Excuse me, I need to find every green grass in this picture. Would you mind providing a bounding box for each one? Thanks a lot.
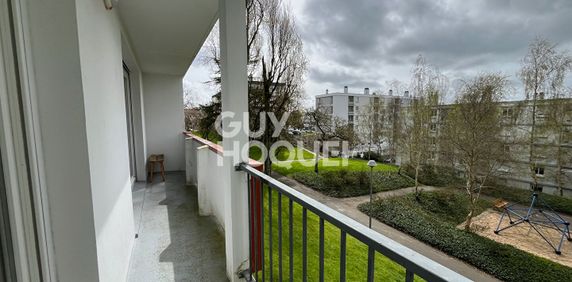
[257,186,423,281]
[250,146,315,162]
[359,191,572,282]
[291,171,415,198]
[481,185,572,215]
[272,158,399,176]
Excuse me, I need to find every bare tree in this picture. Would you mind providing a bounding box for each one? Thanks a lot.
[201,0,307,174]
[258,0,308,173]
[442,74,510,231]
[308,107,356,173]
[401,55,448,199]
[518,37,572,191]
[358,96,386,158]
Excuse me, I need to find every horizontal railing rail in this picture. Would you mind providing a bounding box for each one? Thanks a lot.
[239,163,471,282]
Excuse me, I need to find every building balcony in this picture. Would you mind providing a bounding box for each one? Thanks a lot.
[175,133,471,281]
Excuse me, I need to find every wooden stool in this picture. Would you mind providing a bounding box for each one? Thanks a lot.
[147,154,165,183]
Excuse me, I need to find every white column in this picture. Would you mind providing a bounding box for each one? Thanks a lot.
[219,0,250,280]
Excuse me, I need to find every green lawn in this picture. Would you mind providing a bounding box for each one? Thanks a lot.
[250,146,315,162]
[256,186,422,281]
[272,158,399,176]
[359,190,572,282]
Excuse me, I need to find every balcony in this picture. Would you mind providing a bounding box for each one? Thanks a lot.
[127,172,227,281]
[179,133,473,281]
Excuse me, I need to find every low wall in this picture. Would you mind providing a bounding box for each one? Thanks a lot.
[184,132,263,230]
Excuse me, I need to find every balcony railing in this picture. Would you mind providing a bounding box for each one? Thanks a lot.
[239,163,470,282]
[185,132,470,281]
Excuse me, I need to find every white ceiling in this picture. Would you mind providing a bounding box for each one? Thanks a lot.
[117,0,218,75]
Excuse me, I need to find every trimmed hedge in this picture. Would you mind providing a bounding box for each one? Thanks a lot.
[292,170,415,198]
[481,185,572,215]
[355,151,393,163]
[403,164,464,187]
[358,192,572,282]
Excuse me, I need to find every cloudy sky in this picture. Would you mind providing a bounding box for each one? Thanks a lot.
[184,0,572,106]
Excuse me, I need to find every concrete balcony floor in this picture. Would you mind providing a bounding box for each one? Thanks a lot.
[128,172,228,282]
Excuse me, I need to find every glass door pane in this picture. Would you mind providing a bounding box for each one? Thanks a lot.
[0,148,16,281]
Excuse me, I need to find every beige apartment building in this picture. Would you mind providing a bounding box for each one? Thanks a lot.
[397,97,572,196]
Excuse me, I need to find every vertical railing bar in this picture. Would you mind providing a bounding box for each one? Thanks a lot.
[319,218,325,282]
[261,183,265,282]
[246,174,253,280]
[302,208,308,282]
[405,269,414,282]
[340,231,347,282]
[289,199,294,282]
[253,174,259,282]
[269,186,273,281]
[278,192,283,282]
[367,246,375,282]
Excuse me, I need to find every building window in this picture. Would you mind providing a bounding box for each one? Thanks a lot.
[348,106,354,113]
[431,109,438,118]
[348,115,354,123]
[430,124,437,132]
[534,166,545,177]
[349,96,354,103]
[502,107,513,119]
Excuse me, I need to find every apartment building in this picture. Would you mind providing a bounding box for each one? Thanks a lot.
[315,86,413,158]
[398,97,572,196]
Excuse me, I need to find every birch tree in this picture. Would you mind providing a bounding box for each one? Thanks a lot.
[518,37,572,190]
[402,55,448,199]
[442,74,509,231]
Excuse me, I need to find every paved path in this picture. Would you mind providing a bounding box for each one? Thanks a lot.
[272,173,499,282]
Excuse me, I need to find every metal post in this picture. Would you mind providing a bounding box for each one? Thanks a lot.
[367,160,377,228]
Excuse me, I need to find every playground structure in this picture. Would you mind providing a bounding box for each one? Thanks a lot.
[494,192,572,255]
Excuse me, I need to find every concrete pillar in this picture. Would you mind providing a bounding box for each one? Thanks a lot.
[219,0,250,280]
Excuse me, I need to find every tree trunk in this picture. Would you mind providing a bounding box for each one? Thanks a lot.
[414,153,421,201]
[557,127,564,196]
[464,206,474,231]
[314,140,320,174]
[464,171,476,231]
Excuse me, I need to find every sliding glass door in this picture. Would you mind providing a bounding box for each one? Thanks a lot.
[0,149,16,281]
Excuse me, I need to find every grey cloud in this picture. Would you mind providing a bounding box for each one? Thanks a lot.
[296,0,572,91]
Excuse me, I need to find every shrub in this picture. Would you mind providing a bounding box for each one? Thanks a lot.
[403,164,464,187]
[358,192,572,282]
[481,185,572,215]
[355,151,393,163]
[292,170,415,198]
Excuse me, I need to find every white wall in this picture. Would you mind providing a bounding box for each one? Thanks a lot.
[24,0,136,281]
[76,1,135,281]
[143,73,185,171]
[196,145,226,228]
[24,0,100,281]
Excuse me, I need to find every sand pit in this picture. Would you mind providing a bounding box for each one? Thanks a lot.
[467,209,572,268]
